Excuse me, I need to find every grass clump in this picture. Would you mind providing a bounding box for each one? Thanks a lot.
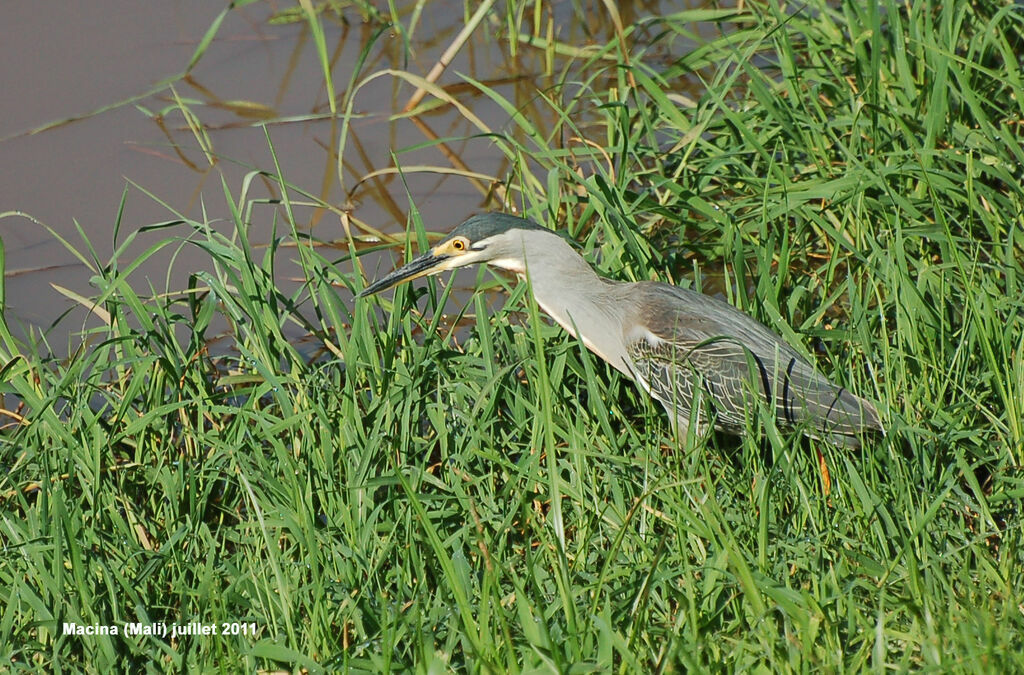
[2,0,1023,671]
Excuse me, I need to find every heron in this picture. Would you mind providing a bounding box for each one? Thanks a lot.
[359,213,883,447]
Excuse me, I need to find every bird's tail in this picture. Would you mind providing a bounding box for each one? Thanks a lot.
[815,389,884,448]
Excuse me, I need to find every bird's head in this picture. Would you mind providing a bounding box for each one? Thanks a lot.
[358,213,549,297]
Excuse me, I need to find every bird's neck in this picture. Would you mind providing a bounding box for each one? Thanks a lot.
[515,234,632,375]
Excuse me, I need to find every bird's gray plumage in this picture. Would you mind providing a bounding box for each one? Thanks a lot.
[620,282,881,446]
[360,213,883,447]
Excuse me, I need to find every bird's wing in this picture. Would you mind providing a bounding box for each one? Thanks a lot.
[623,283,880,439]
[626,329,774,432]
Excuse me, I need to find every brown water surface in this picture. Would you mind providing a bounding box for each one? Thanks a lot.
[0,0,704,350]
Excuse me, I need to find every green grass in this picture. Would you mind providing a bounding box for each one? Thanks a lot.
[2,0,1023,671]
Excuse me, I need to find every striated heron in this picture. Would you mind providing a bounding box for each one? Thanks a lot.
[359,213,883,447]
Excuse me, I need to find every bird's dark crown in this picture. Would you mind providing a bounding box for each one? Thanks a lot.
[441,213,548,245]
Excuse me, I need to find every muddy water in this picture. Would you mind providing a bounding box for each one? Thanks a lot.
[0,0,702,350]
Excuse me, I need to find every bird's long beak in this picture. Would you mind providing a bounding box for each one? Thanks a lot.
[358,251,451,298]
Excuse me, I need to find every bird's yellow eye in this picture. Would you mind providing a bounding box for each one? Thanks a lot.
[451,238,467,252]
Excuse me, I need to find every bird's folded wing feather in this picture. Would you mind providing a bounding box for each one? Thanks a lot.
[624,282,880,436]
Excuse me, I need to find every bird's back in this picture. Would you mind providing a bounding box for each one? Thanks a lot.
[621,281,882,446]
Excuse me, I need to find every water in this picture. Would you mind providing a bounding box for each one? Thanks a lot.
[0,0,707,350]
